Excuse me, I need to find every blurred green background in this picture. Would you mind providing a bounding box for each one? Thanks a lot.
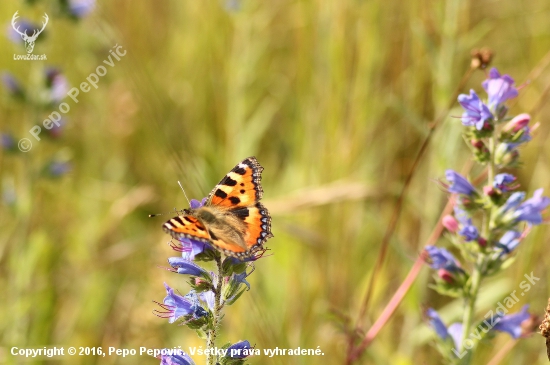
[1,0,550,364]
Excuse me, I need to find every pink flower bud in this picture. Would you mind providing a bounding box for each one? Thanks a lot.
[483,185,498,196]
[442,215,459,232]
[438,268,454,283]
[503,113,530,133]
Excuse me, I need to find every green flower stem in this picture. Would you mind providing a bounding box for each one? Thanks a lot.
[460,254,485,356]
[459,131,496,363]
[206,255,224,365]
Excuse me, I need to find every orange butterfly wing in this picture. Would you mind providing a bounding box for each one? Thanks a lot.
[206,157,263,208]
[163,213,211,243]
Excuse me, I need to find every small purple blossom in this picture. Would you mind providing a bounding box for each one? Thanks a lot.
[454,207,479,241]
[496,230,521,254]
[493,305,530,339]
[69,0,96,18]
[482,68,518,110]
[226,340,252,359]
[445,170,476,195]
[1,72,23,96]
[501,192,526,213]
[513,188,550,225]
[155,283,195,323]
[189,198,207,209]
[45,68,69,103]
[159,351,195,365]
[6,18,42,44]
[1,133,15,151]
[426,308,462,349]
[48,161,71,177]
[424,246,462,272]
[457,89,493,130]
[168,257,209,277]
[493,173,517,192]
[198,290,215,311]
[171,238,215,261]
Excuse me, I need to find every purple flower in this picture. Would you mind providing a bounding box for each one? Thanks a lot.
[482,68,518,110]
[513,188,550,225]
[426,308,462,349]
[493,173,517,192]
[45,68,69,103]
[69,0,96,18]
[159,351,195,365]
[501,192,526,213]
[189,198,207,209]
[6,18,43,44]
[424,246,461,272]
[226,340,252,359]
[48,161,71,177]
[493,305,530,339]
[457,90,493,130]
[496,230,521,254]
[198,290,215,311]
[155,283,195,323]
[168,257,209,278]
[1,133,15,151]
[170,238,215,260]
[454,207,479,241]
[1,72,23,97]
[445,170,476,195]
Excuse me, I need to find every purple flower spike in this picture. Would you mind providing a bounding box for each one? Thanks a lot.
[226,340,252,359]
[446,170,476,195]
[168,257,208,277]
[513,188,550,225]
[493,305,530,339]
[424,246,461,272]
[482,68,518,110]
[458,89,493,130]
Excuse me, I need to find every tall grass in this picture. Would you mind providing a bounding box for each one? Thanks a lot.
[1,0,550,364]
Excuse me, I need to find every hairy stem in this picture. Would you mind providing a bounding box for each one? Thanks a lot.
[459,130,496,363]
[206,256,224,365]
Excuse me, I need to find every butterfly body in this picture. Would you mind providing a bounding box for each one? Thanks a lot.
[163,157,273,259]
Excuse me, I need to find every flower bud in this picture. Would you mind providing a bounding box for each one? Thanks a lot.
[503,113,530,133]
[442,215,458,232]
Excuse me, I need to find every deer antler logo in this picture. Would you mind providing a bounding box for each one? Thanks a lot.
[11,11,49,54]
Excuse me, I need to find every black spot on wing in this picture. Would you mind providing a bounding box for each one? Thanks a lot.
[215,189,228,199]
[234,167,246,175]
[183,216,194,224]
[240,189,245,194]
[232,207,250,220]
[222,176,237,186]
[229,196,241,205]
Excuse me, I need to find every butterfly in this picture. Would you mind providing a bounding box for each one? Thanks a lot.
[163,157,273,259]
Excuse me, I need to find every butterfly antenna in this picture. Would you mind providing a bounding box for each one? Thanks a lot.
[178,181,191,206]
